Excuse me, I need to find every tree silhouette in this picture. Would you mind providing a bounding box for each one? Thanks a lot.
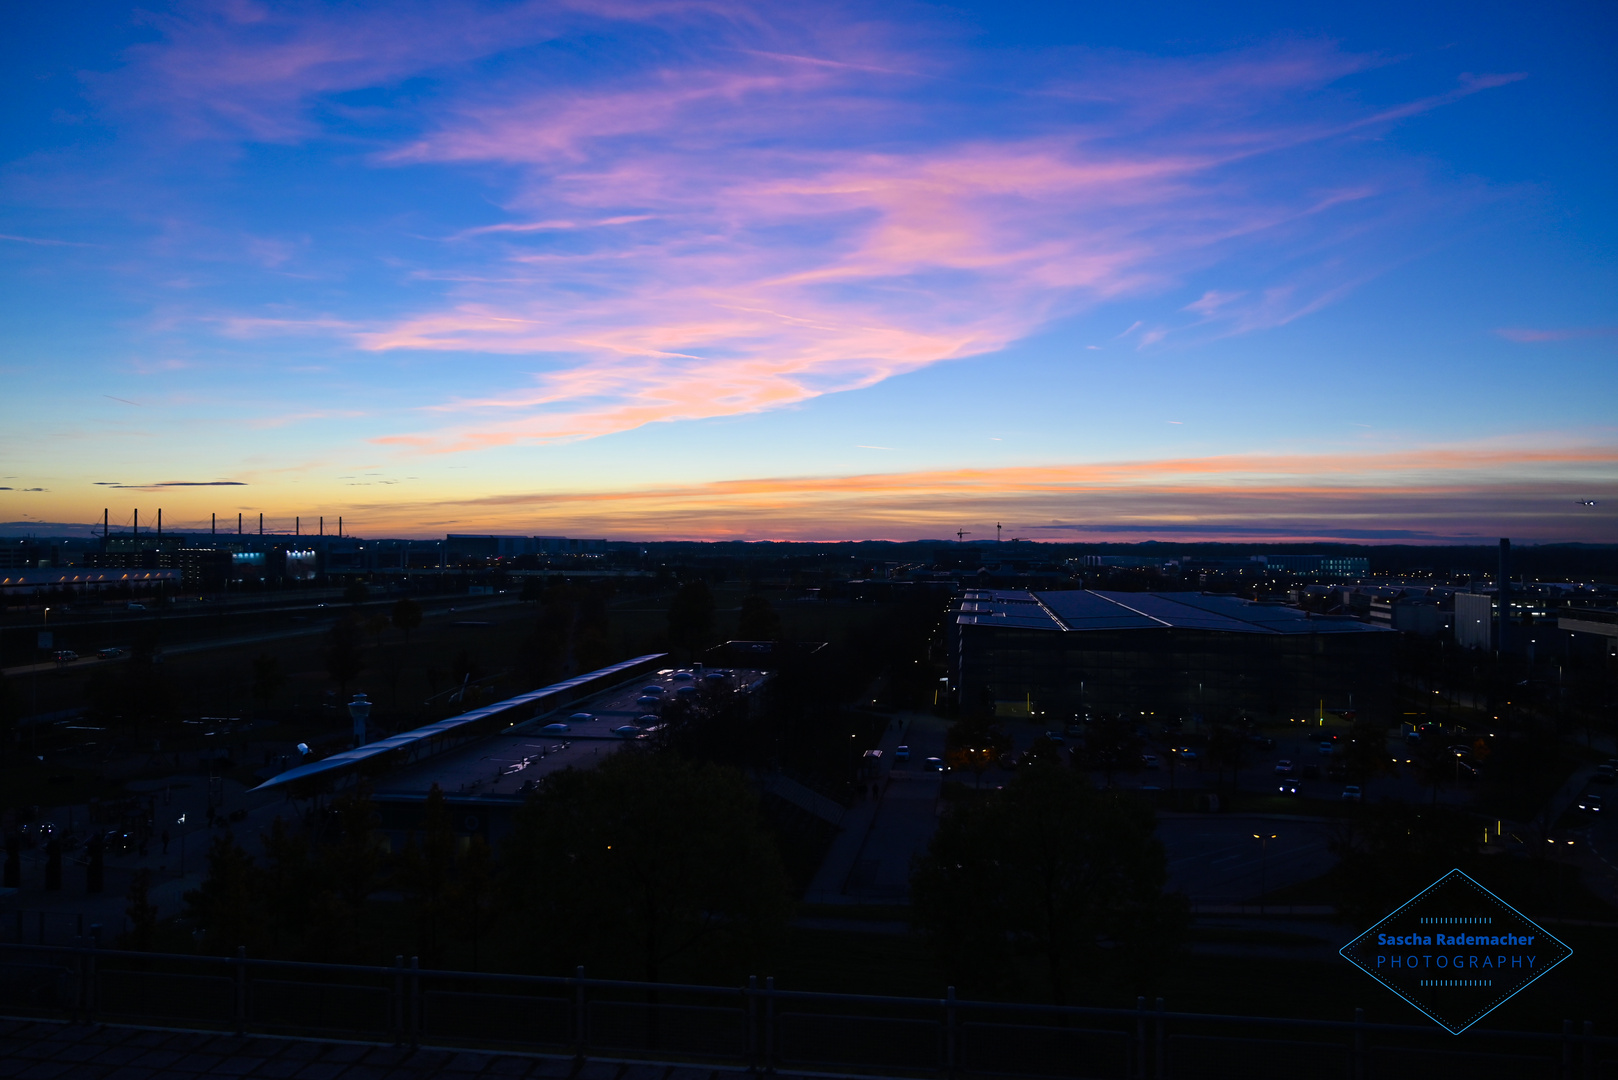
[737,594,782,640]
[390,597,422,639]
[667,578,716,657]
[1340,719,1398,795]
[452,834,499,971]
[260,816,316,959]
[945,713,1011,787]
[507,751,788,983]
[912,764,1185,1004]
[123,869,158,951]
[396,785,456,964]
[324,616,366,696]
[1076,715,1143,789]
[183,833,262,954]
[1328,801,1475,923]
[251,653,286,712]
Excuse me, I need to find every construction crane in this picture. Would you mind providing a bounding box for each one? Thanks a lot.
[956,529,971,542]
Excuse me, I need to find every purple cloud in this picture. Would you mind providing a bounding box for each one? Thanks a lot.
[101,4,1526,450]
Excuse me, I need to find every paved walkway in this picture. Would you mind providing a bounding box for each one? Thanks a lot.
[0,1019,749,1080]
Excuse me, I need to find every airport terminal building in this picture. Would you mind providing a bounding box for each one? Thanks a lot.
[950,589,1394,724]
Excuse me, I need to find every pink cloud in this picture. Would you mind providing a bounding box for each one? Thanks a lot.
[110,6,1526,450]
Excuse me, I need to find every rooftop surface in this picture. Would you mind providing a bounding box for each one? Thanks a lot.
[376,666,769,799]
[957,589,1389,635]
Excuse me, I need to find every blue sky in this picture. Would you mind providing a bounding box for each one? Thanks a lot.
[1,0,1614,540]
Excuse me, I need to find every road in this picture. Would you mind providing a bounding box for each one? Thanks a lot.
[1158,816,1338,905]
[804,710,947,904]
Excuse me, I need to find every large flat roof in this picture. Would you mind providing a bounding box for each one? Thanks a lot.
[376,666,768,798]
[957,589,1388,635]
[250,653,668,794]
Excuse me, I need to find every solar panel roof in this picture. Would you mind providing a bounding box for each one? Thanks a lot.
[957,590,1387,636]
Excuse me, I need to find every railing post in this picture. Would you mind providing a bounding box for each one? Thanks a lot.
[1155,997,1166,1080]
[1136,997,1146,1080]
[944,985,958,1076]
[1352,1008,1364,1080]
[392,956,404,1047]
[1563,1019,1572,1080]
[764,976,776,1073]
[1582,1020,1593,1080]
[409,956,421,1049]
[746,976,758,1068]
[80,937,96,1025]
[233,946,247,1036]
[574,965,587,1060]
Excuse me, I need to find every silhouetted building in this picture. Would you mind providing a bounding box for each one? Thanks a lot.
[1454,593,1493,650]
[950,589,1394,723]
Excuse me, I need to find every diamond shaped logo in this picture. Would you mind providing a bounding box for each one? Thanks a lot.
[1340,868,1572,1033]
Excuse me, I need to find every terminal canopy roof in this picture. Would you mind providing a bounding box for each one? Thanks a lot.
[251,653,666,794]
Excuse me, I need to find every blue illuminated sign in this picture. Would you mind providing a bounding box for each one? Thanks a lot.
[1339,868,1571,1034]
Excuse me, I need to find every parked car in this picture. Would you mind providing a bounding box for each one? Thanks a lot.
[1341,785,1363,803]
[1043,731,1066,744]
[97,647,122,660]
[1274,759,1293,775]
[1318,741,1334,755]
[1278,777,1300,795]
[126,602,146,611]
[1141,753,1160,770]
[894,745,910,761]
[52,650,78,663]
[1577,793,1603,813]
[924,756,947,772]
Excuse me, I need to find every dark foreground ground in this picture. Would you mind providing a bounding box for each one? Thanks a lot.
[0,1019,765,1080]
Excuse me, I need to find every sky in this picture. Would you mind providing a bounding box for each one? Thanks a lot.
[1,0,1615,543]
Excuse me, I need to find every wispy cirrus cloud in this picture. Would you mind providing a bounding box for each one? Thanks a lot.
[93,4,1526,452]
[354,61,1509,448]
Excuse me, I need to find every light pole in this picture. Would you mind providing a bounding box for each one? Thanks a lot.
[1253,832,1277,914]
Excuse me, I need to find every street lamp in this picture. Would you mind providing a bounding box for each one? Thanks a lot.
[1253,833,1277,915]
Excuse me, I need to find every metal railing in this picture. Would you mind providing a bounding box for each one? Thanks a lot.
[0,941,1611,1079]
